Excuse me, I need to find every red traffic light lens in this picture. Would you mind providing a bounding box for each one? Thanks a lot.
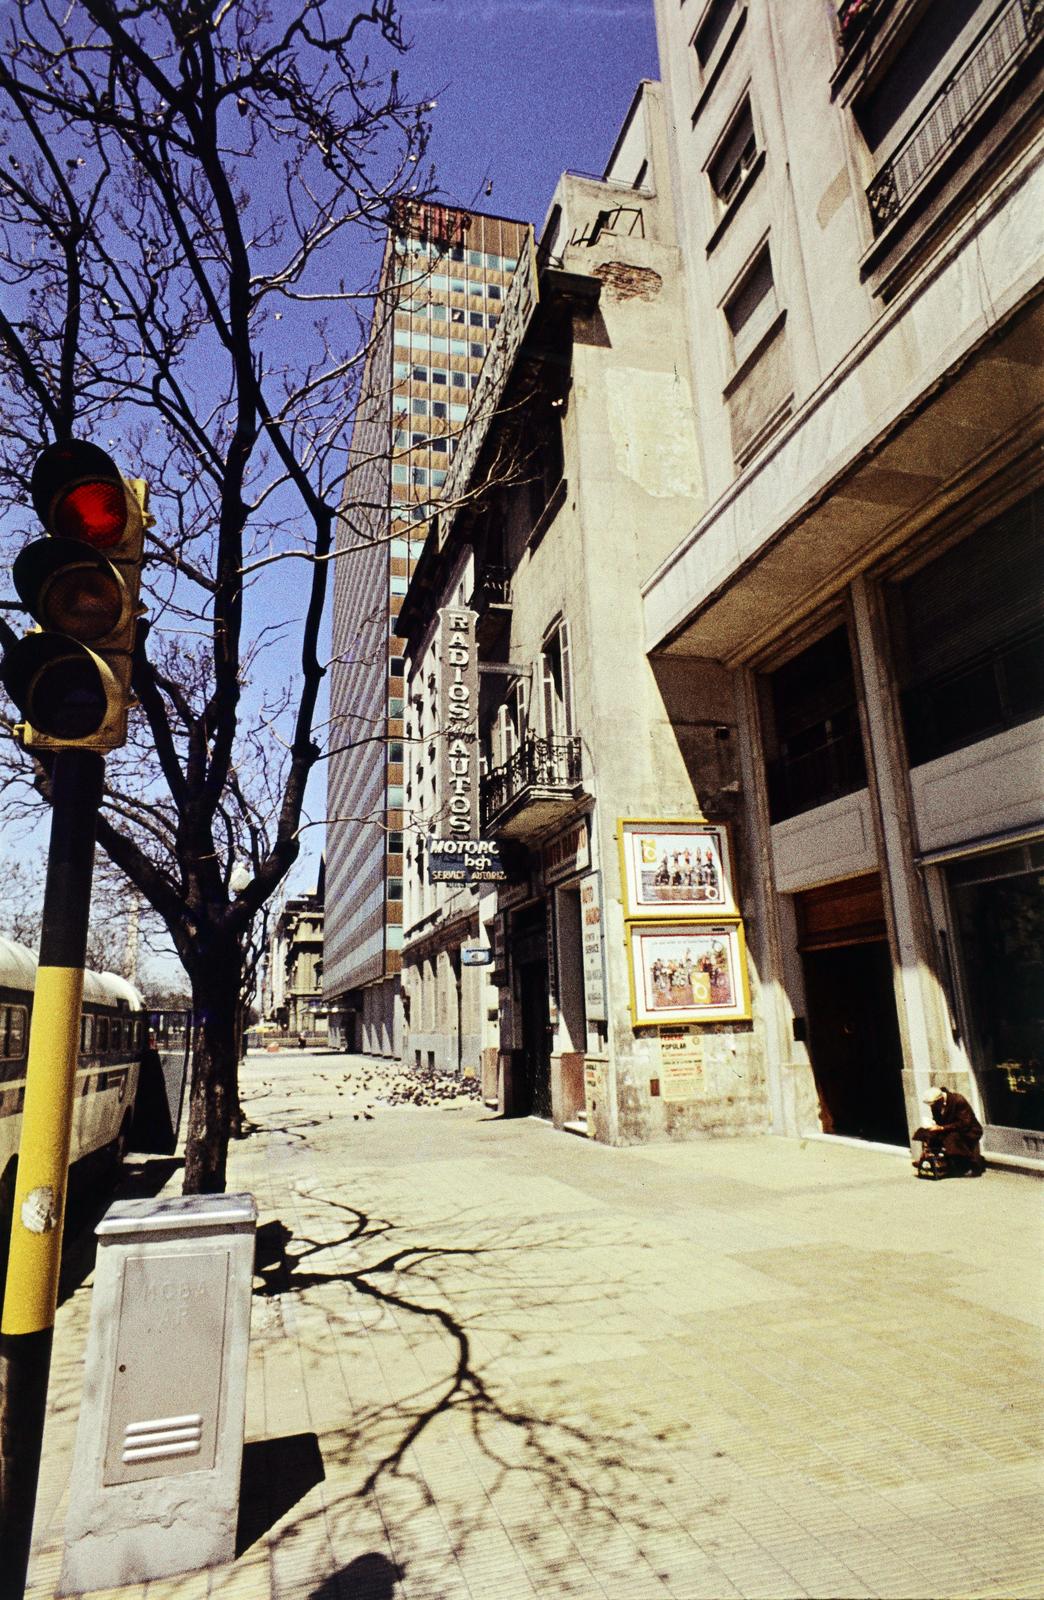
[53,481,127,548]
[43,564,124,643]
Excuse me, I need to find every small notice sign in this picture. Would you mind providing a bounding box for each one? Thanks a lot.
[658,1027,703,1102]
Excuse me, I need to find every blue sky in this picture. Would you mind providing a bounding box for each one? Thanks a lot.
[392,0,659,229]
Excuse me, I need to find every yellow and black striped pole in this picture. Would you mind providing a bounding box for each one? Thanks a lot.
[0,749,104,1600]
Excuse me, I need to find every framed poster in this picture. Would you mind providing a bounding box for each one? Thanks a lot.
[618,819,738,919]
[626,920,751,1027]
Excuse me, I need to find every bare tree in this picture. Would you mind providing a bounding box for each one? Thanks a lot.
[0,0,437,1191]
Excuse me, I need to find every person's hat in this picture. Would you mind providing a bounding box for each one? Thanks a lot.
[923,1087,946,1104]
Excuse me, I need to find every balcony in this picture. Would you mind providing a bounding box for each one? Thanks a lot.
[865,0,1043,235]
[481,733,583,839]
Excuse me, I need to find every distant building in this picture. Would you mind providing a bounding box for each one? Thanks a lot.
[324,202,529,1057]
[266,865,326,1038]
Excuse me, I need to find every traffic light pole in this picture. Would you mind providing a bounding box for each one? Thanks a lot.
[0,749,105,1600]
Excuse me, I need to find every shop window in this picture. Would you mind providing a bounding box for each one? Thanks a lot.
[890,488,1044,766]
[947,843,1044,1134]
[763,625,867,823]
[708,97,758,207]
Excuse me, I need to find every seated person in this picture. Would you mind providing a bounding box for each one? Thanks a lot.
[913,1086,985,1176]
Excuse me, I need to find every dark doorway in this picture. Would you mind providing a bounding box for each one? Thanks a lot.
[518,961,552,1120]
[801,940,907,1144]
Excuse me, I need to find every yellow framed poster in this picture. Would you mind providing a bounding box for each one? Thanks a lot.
[626,919,751,1027]
[618,818,738,920]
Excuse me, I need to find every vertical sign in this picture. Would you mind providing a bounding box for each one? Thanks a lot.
[579,871,607,1023]
[438,607,479,836]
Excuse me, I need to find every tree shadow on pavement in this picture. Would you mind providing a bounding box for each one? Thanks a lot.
[249,1188,670,1596]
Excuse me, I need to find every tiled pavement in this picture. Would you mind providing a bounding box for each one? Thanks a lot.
[26,1053,1044,1600]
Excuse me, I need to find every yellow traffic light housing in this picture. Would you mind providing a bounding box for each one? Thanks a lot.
[2,441,147,753]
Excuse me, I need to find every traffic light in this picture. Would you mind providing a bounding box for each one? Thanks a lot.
[1,440,147,752]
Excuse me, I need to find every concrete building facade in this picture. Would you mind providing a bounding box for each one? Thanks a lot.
[647,0,1044,1162]
[324,203,528,1055]
[264,870,327,1039]
[398,83,776,1141]
[396,4,1043,1167]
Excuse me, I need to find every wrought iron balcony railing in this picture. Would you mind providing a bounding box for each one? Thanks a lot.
[866,0,1042,235]
[481,733,582,830]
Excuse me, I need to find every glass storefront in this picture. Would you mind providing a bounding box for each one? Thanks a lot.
[946,843,1044,1136]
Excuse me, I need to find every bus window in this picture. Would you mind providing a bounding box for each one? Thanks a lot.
[111,1019,123,1052]
[96,1017,110,1052]
[133,1020,143,1049]
[7,1006,26,1058]
[80,1014,93,1053]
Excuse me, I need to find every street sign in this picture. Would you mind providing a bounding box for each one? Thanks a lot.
[461,947,493,966]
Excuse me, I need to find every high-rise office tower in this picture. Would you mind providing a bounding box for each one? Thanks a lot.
[325,202,529,1056]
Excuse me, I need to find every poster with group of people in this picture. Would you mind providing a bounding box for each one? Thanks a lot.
[619,819,750,1026]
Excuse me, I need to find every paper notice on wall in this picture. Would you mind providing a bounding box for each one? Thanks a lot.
[658,1026,703,1101]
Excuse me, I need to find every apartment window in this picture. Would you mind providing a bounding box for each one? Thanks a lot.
[431,400,447,419]
[890,488,1044,766]
[469,281,483,296]
[542,619,574,739]
[708,98,757,206]
[411,431,427,448]
[411,398,427,416]
[451,308,465,323]
[431,437,448,453]
[388,831,404,853]
[488,284,502,300]
[389,657,405,675]
[469,342,483,358]
[411,466,427,486]
[469,311,484,327]
[724,244,777,367]
[451,278,466,294]
[452,372,467,388]
[411,365,427,382]
[488,314,499,329]
[763,626,867,823]
[693,0,737,68]
[431,369,447,385]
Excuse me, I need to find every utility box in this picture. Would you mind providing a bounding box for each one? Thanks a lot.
[60,1192,257,1594]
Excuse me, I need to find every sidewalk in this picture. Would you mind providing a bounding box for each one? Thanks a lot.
[27,1052,1044,1600]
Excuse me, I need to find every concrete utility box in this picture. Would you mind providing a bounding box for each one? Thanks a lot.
[60,1192,257,1594]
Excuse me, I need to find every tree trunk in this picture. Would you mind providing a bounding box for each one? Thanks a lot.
[182,946,244,1194]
